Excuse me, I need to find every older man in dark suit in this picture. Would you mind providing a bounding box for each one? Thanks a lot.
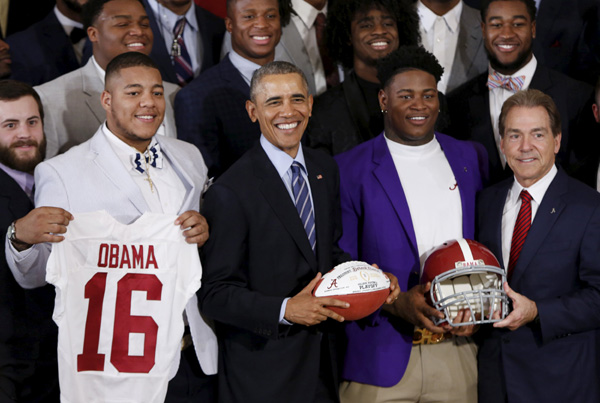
[476,89,600,402]
[174,0,291,178]
[446,0,595,185]
[199,61,400,403]
[0,81,59,402]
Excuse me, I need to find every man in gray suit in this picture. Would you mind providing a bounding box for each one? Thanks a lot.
[417,0,487,93]
[35,0,179,159]
[6,52,217,402]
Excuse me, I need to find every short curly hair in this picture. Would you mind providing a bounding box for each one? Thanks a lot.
[376,46,444,88]
[326,0,420,69]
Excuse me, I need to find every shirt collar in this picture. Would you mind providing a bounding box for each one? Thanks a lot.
[489,54,538,82]
[507,164,558,207]
[102,122,156,155]
[91,56,106,83]
[417,0,462,33]
[291,0,326,28]
[260,135,307,178]
[145,0,199,33]
[53,5,84,35]
[228,50,262,85]
[0,162,34,196]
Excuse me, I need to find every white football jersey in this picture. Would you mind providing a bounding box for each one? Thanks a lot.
[46,211,203,403]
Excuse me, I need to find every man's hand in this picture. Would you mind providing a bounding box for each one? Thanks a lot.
[493,282,537,331]
[383,271,401,305]
[384,282,449,334]
[284,273,350,326]
[12,207,74,250]
[449,309,479,337]
[175,211,209,247]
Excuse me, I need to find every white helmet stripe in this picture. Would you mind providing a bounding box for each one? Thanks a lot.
[457,238,474,262]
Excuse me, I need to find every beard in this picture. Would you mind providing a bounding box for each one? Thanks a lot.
[0,137,46,174]
[484,43,533,75]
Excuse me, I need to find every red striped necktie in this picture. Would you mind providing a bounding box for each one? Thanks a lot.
[507,190,533,280]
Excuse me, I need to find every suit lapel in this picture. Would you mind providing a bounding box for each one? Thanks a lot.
[81,60,106,124]
[221,55,251,92]
[143,0,178,84]
[305,151,330,272]
[510,169,567,284]
[371,135,419,257]
[252,146,318,269]
[89,129,149,214]
[157,136,195,213]
[449,9,480,90]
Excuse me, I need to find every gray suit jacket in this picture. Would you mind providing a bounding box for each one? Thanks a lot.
[5,127,217,375]
[35,58,179,159]
[446,3,487,93]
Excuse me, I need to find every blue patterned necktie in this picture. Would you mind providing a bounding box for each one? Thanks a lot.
[131,143,163,174]
[291,162,316,252]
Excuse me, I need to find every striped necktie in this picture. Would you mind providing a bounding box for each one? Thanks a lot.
[172,18,194,86]
[291,162,316,252]
[507,190,532,280]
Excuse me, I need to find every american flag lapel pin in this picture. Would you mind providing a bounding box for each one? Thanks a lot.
[317,174,323,180]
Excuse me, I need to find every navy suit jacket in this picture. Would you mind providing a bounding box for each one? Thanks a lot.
[446,63,595,186]
[199,144,349,402]
[0,170,58,401]
[6,11,80,86]
[476,168,600,402]
[174,54,260,178]
[143,0,224,85]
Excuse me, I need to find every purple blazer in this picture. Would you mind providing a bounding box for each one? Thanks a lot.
[335,132,485,387]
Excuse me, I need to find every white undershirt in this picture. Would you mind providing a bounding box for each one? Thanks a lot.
[501,165,557,268]
[385,134,463,272]
[488,56,537,167]
[418,0,462,94]
[102,123,186,214]
[290,0,326,95]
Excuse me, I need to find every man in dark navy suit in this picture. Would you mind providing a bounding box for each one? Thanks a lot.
[476,89,600,402]
[142,0,224,86]
[6,0,90,86]
[174,0,290,178]
[0,80,60,402]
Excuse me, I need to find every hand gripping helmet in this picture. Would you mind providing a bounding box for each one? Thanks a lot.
[421,238,508,327]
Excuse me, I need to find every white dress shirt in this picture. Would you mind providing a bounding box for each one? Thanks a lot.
[418,0,462,94]
[488,56,537,167]
[54,5,86,63]
[290,0,327,95]
[103,123,186,215]
[228,50,262,85]
[501,165,557,268]
[146,0,203,76]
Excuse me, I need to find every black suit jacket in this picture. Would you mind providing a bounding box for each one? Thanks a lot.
[446,63,595,185]
[174,54,260,178]
[0,170,58,402]
[476,168,600,402]
[6,11,80,86]
[143,0,224,85]
[199,144,349,403]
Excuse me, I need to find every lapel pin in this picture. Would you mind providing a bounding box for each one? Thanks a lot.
[317,174,323,180]
[464,167,468,172]
[550,208,556,214]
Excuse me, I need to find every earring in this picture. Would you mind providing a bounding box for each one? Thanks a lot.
[381,109,387,114]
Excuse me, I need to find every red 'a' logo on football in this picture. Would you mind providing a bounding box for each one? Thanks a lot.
[327,279,338,289]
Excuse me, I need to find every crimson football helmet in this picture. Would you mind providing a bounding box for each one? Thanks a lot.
[421,239,508,327]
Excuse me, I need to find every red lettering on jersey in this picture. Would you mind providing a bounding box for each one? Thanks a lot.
[120,246,131,268]
[97,243,109,267]
[131,245,144,268]
[146,245,157,269]
[109,244,119,268]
